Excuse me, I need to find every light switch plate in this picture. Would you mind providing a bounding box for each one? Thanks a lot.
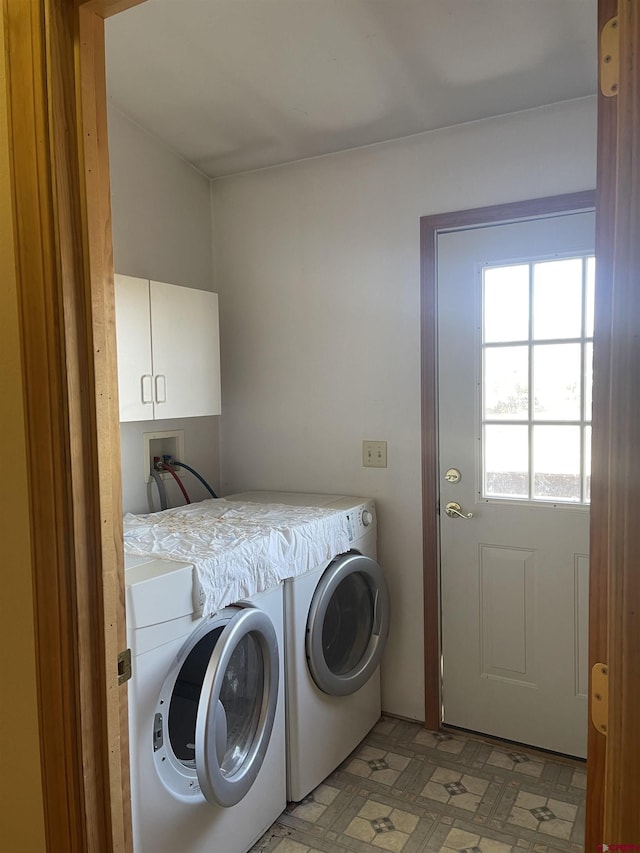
[363,440,387,468]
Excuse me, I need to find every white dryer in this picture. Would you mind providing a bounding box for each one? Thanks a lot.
[125,554,286,853]
[226,492,391,802]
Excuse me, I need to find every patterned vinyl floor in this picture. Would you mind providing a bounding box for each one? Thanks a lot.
[251,717,586,853]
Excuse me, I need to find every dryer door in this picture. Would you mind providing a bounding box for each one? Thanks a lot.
[154,606,279,807]
[306,553,390,696]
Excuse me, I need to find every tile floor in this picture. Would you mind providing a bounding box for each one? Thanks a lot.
[251,717,586,853]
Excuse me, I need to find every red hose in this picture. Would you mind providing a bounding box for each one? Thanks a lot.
[161,463,191,505]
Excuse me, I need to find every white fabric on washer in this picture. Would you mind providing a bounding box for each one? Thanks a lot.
[123,498,351,615]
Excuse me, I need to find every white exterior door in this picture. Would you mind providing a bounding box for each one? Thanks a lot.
[438,211,595,758]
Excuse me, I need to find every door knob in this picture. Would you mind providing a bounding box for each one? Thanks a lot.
[444,501,473,519]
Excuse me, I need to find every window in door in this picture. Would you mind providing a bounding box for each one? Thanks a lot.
[482,255,595,504]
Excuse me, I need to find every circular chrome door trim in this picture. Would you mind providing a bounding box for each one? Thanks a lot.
[152,606,279,807]
[305,553,390,696]
[195,608,279,807]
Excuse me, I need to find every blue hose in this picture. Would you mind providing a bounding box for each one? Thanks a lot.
[171,460,218,499]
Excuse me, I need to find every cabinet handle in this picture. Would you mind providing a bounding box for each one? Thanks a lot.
[141,375,153,404]
[155,374,167,404]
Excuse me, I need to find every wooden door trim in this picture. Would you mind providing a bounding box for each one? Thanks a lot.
[602,0,640,838]
[78,5,132,847]
[420,189,596,731]
[4,0,141,849]
[5,3,87,845]
[585,1,617,846]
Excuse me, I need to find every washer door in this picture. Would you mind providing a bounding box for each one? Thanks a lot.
[306,553,390,696]
[154,606,279,807]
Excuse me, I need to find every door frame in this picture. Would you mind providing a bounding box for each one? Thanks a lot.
[430,202,597,756]
[419,190,602,838]
[601,0,640,839]
[4,1,144,850]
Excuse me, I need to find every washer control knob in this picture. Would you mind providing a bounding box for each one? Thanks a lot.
[361,510,373,526]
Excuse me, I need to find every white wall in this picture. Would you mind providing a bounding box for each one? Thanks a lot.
[108,106,221,513]
[210,97,597,721]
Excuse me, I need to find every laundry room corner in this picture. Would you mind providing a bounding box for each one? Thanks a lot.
[107,104,222,515]
[209,96,596,725]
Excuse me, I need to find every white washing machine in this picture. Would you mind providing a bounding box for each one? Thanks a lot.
[226,492,391,802]
[125,554,286,853]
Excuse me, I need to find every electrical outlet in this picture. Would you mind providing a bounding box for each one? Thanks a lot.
[362,440,387,468]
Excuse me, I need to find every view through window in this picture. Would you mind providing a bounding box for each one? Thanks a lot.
[482,255,594,504]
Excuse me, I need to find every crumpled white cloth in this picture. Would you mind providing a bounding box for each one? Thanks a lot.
[123,499,351,615]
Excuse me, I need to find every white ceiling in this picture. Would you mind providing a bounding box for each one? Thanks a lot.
[105,0,597,179]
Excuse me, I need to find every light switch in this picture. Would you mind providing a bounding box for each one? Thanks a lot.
[363,440,387,468]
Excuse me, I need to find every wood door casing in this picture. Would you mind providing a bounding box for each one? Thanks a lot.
[585,0,617,845]
[3,1,143,850]
[602,0,640,838]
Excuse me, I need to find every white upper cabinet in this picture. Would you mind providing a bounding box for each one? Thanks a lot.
[115,274,221,422]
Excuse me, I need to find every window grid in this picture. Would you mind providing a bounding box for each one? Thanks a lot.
[481,255,594,506]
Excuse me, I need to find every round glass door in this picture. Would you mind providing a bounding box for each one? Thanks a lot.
[306,553,390,696]
[153,606,279,807]
[215,630,265,778]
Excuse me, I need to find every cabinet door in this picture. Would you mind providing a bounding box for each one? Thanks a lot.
[114,274,154,422]
[150,281,221,419]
